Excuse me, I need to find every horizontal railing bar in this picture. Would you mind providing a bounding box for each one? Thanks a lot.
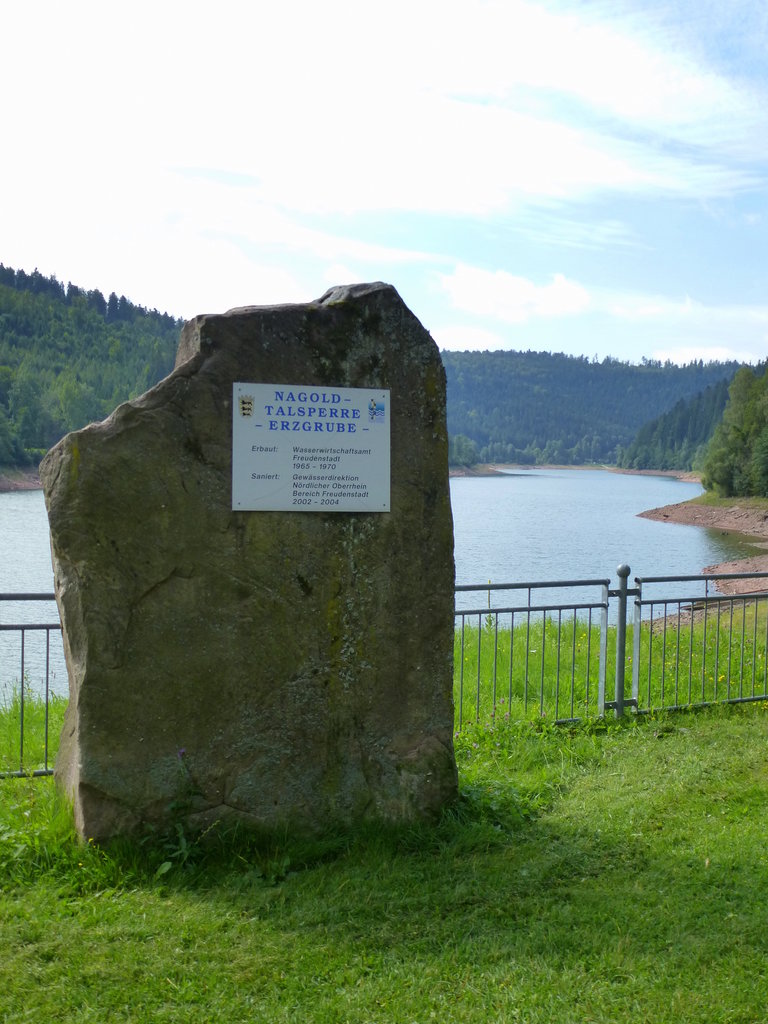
[455,601,607,617]
[456,579,610,593]
[635,693,768,716]
[636,593,768,609]
[0,768,55,779]
[0,623,61,632]
[0,593,56,601]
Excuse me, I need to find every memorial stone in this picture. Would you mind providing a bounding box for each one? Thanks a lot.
[40,282,458,841]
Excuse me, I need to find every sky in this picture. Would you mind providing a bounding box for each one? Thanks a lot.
[3,0,768,364]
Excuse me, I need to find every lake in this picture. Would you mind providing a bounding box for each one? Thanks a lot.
[450,468,757,587]
[0,471,760,696]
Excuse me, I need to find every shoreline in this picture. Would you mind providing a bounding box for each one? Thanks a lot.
[639,498,768,593]
[0,467,41,493]
[449,462,701,482]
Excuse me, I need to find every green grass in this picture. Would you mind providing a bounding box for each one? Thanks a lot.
[2,704,768,1022]
[687,491,768,510]
[0,686,67,776]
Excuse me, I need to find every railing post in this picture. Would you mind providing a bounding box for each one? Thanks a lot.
[614,564,631,718]
[632,575,642,709]
[597,582,608,717]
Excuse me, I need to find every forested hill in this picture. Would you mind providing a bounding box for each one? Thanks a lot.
[0,263,745,474]
[0,265,182,466]
[702,363,768,497]
[616,380,731,472]
[441,350,741,466]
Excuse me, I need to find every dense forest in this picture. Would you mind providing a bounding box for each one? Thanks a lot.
[0,263,753,489]
[702,363,768,496]
[0,265,182,466]
[615,379,731,472]
[442,350,741,467]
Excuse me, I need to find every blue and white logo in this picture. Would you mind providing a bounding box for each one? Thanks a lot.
[368,397,386,423]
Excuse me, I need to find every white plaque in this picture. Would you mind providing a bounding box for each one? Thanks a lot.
[232,383,390,512]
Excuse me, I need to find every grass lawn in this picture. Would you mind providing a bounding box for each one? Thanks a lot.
[2,704,768,1022]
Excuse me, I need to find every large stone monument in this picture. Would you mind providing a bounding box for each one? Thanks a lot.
[40,283,457,841]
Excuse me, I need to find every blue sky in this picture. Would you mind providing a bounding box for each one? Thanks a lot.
[3,0,768,363]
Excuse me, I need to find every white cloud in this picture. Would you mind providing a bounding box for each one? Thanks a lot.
[603,293,694,320]
[596,288,768,330]
[165,172,438,266]
[3,0,768,356]
[4,0,763,228]
[442,265,591,323]
[436,265,768,364]
[321,264,365,288]
[517,214,642,251]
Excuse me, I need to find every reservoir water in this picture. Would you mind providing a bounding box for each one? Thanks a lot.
[450,468,758,587]
[0,471,761,696]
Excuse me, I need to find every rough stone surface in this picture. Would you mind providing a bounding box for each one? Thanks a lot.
[40,283,457,841]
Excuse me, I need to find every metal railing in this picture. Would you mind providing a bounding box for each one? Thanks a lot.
[632,571,768,714]
[454,565,768,729]
[5,568,768,774]
[0,592,62,778]
[454,578,610,727]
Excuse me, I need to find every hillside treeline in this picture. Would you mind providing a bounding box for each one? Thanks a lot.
[615,380,731,472]
[702,364,768,496]
[0,265,182,465]
[0,263,755,492]
[442,350,740,467]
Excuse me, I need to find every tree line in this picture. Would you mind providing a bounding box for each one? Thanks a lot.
[442,349,740,467]
[701,363,768,496]
[0,262,760,498]
[0,264,182,465]
[615,379,731,473]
